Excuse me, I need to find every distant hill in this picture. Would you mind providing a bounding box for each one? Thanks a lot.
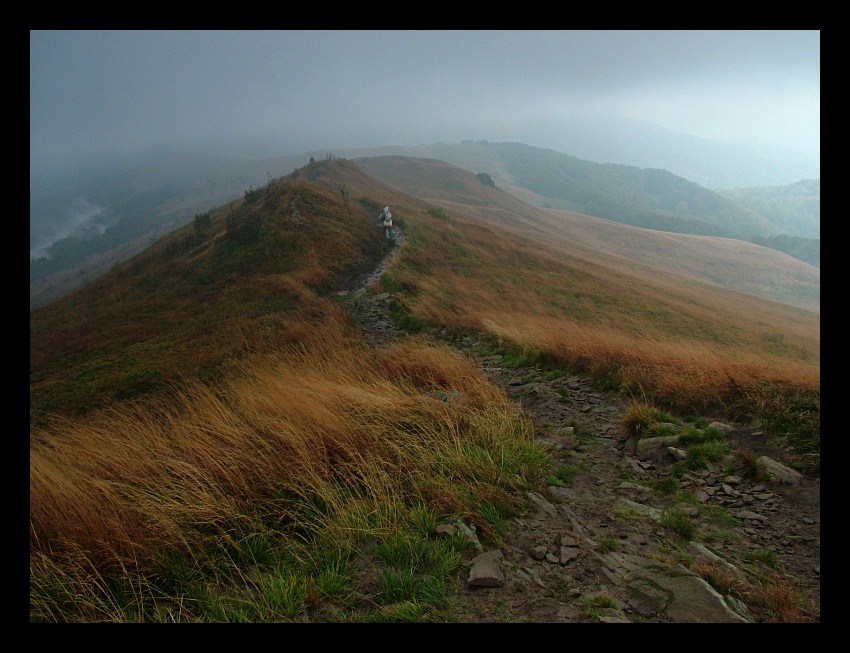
[714,179,820,240]
[356,155,819,315]
[29,141,819,309]
[712,179,820,268]
[339,142,820,268]
[427,142,782,237]
[510,113,820,190]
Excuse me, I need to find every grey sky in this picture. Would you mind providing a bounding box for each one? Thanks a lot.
[30,30,820,182]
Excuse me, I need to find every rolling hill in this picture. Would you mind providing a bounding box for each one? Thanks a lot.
[350,142,783,238]
[29,141,819,310]
[31,156,819,425]
[356,156,819,315]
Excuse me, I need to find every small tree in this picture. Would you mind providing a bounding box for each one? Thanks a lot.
[477,172,496,187]
[193,211,212,239]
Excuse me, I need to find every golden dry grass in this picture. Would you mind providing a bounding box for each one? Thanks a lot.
[30,326,528,576]
[383,206,818,413]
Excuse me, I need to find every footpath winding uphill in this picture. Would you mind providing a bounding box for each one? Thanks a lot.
[332,226,821,623]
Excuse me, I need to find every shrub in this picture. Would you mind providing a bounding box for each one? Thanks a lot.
[426,207,450,221]
[693,559,746,596]
[476,172,496,187]
[243,186,263,205]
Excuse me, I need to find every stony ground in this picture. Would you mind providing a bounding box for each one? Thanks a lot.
[332,228,821,623]
[450,356,820,623]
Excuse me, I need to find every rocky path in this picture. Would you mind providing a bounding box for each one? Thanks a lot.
[332,225,406,348]
[332,231,821,623]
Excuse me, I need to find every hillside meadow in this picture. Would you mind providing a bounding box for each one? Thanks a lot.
[352,156,817,440]
[379,203,817,444]
[30,158,819,621]
[357,155,819,314]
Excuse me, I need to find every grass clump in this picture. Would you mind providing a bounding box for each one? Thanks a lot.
[660,508,700,541]
[647,421,678,437]
[554,386,573,403]
[621,401,681,439]
[678,424,724,444]
[693,559,746,597]
[730,381,819,474]
[620,401,658,439]
[746,576,818,623]
[649,545,695,568]
[735,448,770,481]
[652,476,680,496]
[692,550,816,623]
[595,537,619,554]
[613,506,647,523]
[684,440,731,471]
[581,593,620,620]
[547,464,578,487]
[743,547,780,570]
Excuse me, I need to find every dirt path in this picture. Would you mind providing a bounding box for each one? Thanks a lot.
[332,231,821,623]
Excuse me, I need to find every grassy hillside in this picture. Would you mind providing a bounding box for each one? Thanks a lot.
[344,142,820,269]
[30,160,391,425]
[30,157,819,622]
[31,154,821,449]
[381,185,816,403]
[350,142,785,238]
[31,141,818,310]
[29,147,316,309]
[357,156,820,315]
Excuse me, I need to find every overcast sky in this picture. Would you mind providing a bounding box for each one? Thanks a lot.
[30,30,820,183]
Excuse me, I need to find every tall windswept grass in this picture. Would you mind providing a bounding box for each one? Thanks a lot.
[384,207,819,459]
[30,337,546,622]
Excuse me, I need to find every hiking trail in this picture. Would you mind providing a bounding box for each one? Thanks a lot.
[331,222,820,623]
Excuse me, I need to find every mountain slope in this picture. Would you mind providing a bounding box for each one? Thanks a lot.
[31,156,819,426]
[335,142,791,238]
[30,160,398,422]
[30,141,819,310]
[30,157,820,624]
[29,146,316,309]
[356,156,819,315]
[310,142,820,271]
[715,179,820,239]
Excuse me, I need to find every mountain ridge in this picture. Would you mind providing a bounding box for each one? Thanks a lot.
[31,157,819,426]
[30,141,819,310]
[355,155,818,315]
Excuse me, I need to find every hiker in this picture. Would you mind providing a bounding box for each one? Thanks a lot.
[381,206,393,240]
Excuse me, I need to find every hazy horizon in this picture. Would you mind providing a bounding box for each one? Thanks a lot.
[31,30,820,186]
